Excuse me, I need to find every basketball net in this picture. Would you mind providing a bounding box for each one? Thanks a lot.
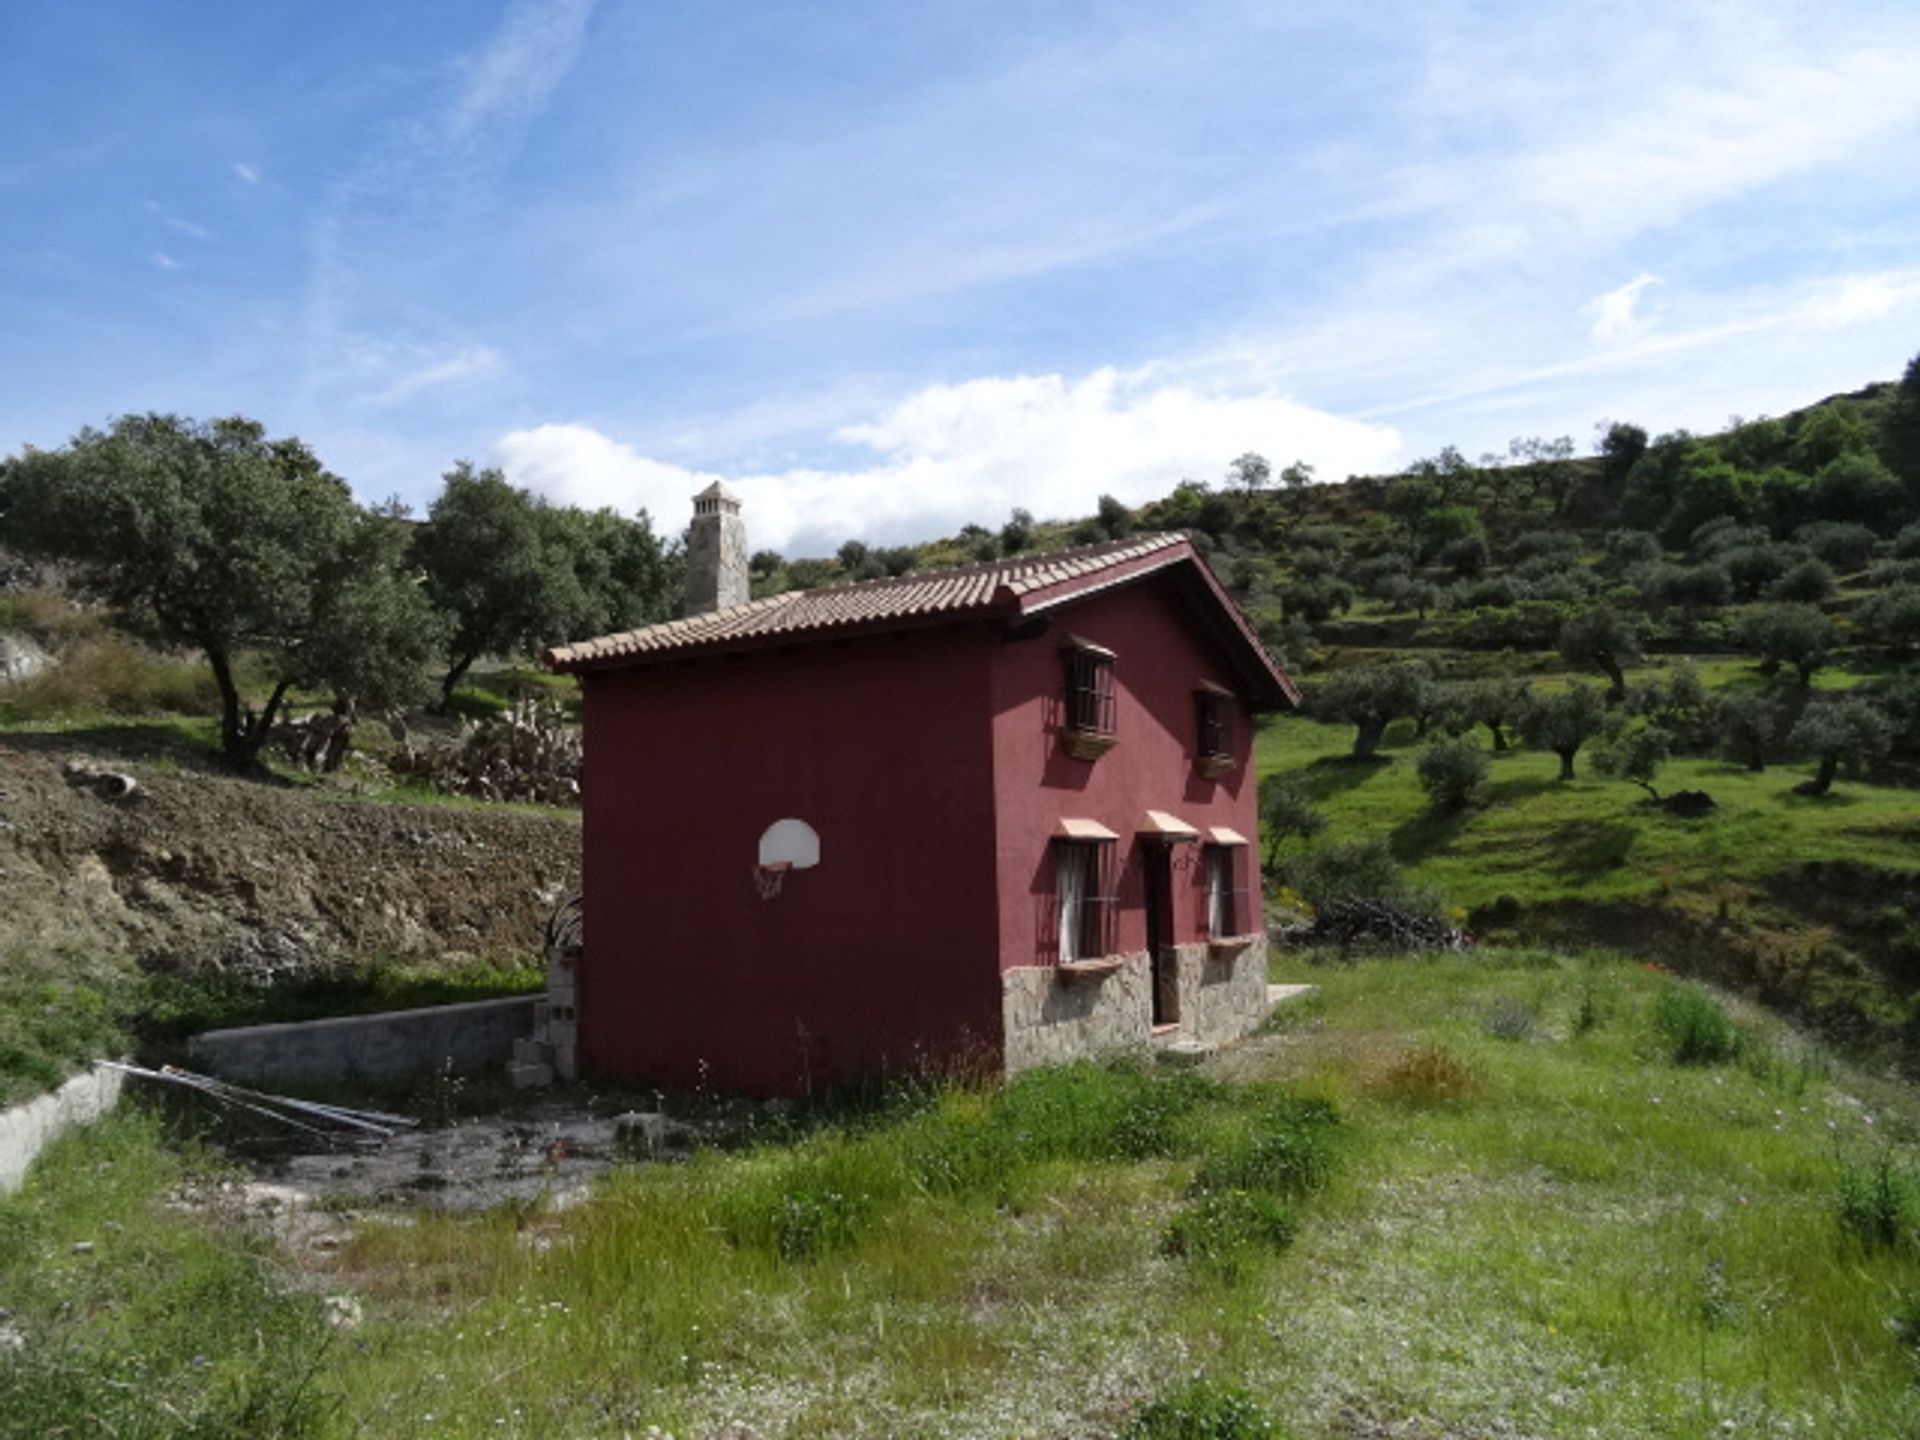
[753,861,791,900]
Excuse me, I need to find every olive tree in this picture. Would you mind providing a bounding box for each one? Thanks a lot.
[1593,724,1674,802]
[1,413,442,768]
[1258,771,1328,871]
[1519,681,1610,780]
[1787,698,1891,796]
[414,463,673,703]
[1736,604,1836,686]
[1461,675,1533,752]
[1716,690,1799,772]
[1558,605,1644,702]
[1416,735,1489,810]
[1309,662,1429,759]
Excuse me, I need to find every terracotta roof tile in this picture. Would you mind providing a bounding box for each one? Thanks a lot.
[547,533,1187,669]
[546,530,1298,708]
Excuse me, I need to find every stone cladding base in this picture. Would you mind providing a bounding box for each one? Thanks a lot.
[1001,935,1270,1074]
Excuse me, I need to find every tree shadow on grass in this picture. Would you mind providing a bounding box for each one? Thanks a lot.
[1302,751,1394,801]
[1485,774,1560,806]
[1390,803,1476,863]
[1538,819,1637,880]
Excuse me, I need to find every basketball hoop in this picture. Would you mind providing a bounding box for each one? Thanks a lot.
[753,861,791,900]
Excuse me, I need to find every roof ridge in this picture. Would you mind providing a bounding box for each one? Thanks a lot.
[546,530,1197,670]
[795,530,1184,600]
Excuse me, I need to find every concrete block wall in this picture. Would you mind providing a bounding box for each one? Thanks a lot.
[1,1064,125,1195]
[189,995,540,1087]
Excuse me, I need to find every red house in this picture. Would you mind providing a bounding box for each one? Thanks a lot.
[545,517,1298,1095]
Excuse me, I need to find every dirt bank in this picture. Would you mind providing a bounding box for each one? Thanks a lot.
[0,743,579,978]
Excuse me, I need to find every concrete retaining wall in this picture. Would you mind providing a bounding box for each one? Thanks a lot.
[1,1064,125,1195]
[189,995,541,1086]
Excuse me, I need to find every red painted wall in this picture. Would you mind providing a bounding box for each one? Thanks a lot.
[988,574,1263,970]
[578,625,1003,1095]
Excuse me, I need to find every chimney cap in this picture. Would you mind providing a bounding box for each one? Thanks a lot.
[692,479,741,506]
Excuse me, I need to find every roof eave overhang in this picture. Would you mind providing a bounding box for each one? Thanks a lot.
[545,600,1017,676]
[1011,540,1300,712]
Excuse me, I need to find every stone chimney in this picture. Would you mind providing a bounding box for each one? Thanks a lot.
[685,480,748,615]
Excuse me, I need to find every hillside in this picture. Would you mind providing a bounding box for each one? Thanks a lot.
[0,740,577,1101]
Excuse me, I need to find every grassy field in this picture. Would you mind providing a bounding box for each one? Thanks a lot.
[1260,693,1919,915]
[7,949,1920,1438]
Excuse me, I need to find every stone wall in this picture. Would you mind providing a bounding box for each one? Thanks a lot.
[1001,935,1271,1073]
[189,995,540,1087]
[1179,936,1272,1049]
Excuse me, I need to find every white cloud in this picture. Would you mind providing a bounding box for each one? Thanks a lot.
[495,367,1400,553]
[146,201,209,241]
[1586,273,1662,341]
[369,345,503,404]
[444,0,595,145]
[149,252,182,271]
[233,162,259,184]
[1810,273,1910,327]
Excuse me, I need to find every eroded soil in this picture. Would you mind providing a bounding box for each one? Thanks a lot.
[0,742,580,978]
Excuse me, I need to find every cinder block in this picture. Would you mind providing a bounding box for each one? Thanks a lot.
[513,1037,553,1065]
[507,1060,553,1089]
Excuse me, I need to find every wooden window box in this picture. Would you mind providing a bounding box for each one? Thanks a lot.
[1060,727,1118,761]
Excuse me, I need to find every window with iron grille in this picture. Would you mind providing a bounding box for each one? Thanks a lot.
[1060,639,1118,759]
[1064,648,1115,733]
[1194,682,1236,778]
[1196,689,1229,755]
[1056,838,1117,962]
[1205,844,1250,940]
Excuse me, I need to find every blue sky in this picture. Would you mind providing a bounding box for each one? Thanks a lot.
[4,1,1919,554]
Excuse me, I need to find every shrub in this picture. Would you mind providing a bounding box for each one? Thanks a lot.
[0,633,221,720]
[1272,838,1422,912]
[1415,735,1489,810]
[1767,557,1836,603]
[1484,997,1537,1040]
[1838,1153,1916,1251]
[1653,984,1744,1065]
[724,1138,903,1260]
[1795,521,1879,571]
[1192,1095,1341,1197]
[1378,1043,1483,1103]
[1122,1378,1285,1440]
[904,1062,1220,1195]
[1162,1191,1300,1278]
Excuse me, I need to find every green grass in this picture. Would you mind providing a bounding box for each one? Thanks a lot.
[12,950,1920,1437]
[1260,683,1919,918]
[0,1109,335,1440]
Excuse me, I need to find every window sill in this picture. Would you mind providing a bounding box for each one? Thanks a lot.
[1057,956,1126,978]
[1060,727,1117,762]
[1195,753,1236,780]
[1207,933,1260,954]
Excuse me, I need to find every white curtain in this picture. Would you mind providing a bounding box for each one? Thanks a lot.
[1058,844,1087,960]
[1207,847,1229,938]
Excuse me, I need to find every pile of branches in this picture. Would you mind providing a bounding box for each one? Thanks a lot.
[387,699,582,806]
[1297,898,1468,952]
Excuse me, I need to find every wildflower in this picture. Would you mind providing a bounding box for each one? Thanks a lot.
[1649,1096,1663,1106]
